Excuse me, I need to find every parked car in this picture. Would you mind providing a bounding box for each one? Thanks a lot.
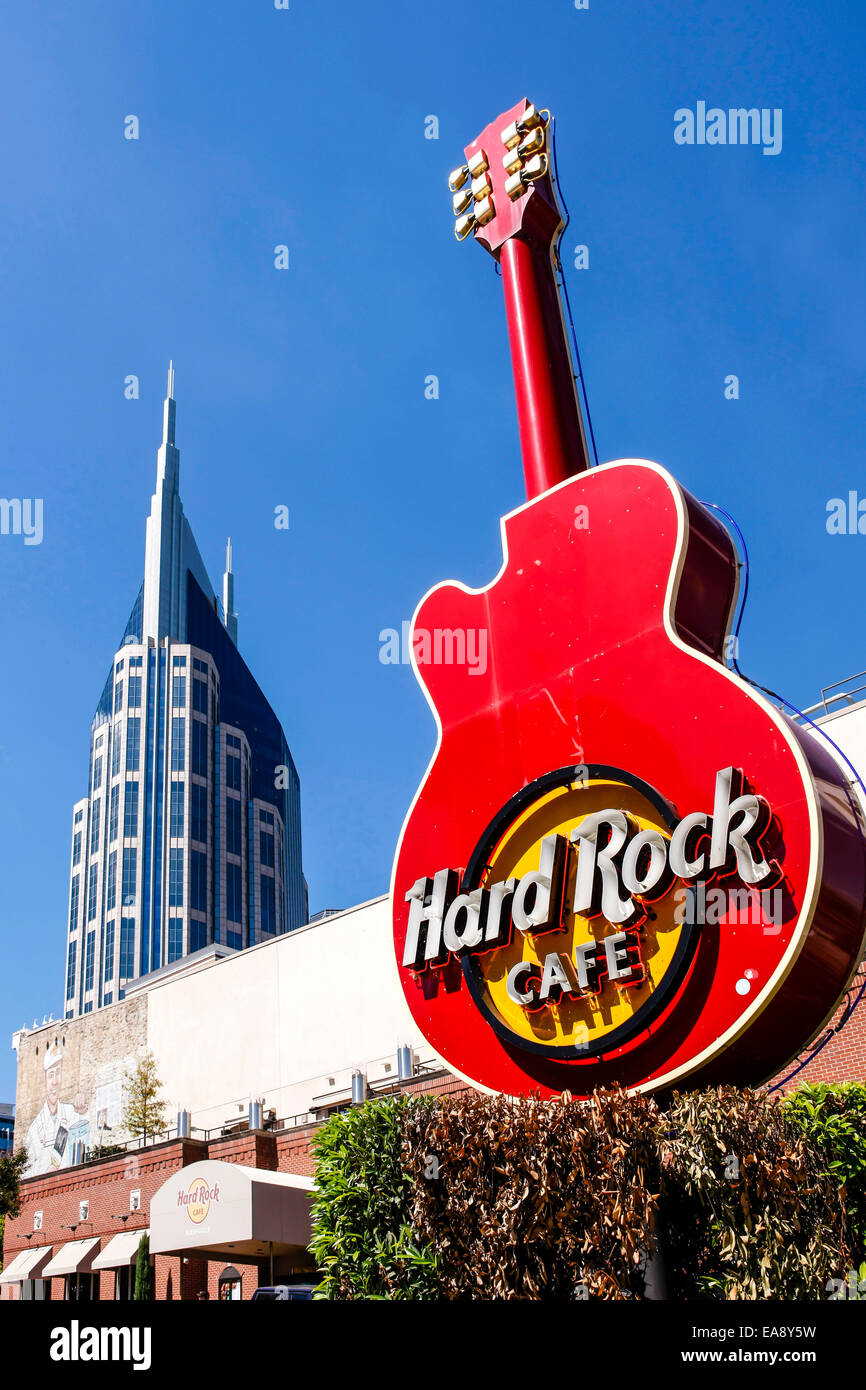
[251,1284,317,1301]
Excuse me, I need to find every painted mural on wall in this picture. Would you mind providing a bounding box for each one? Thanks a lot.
[15,997,147,1176]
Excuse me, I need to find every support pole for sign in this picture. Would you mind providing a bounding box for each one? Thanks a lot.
[269,1241,274,1288]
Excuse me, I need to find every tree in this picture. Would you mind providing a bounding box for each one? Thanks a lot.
[0,1150,28,1221]
[0,1150,29,1276]
[133,1232,153,1300]
[122,1053,167,1145]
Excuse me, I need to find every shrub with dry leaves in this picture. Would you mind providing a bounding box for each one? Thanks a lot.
[659,1086,851,1299]
[402,1087,660,1300]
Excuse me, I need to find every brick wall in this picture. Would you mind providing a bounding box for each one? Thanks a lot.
[773,968,866,1092]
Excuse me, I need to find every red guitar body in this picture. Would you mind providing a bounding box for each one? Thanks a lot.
[391,461,866,1097]
[391,101,866,1099]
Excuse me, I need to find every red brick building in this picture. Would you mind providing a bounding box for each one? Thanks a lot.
[1,1071,466,1301]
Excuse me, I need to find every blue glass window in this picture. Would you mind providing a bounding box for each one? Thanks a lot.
[124,781,139,837]
[192,719,209,777]
[260,829,274,868]
[126,716,141,771]
[72,830,82,866]
[103,993,113,1006]
[66,941,77,998]
[193,677,208,714]
[113,679,123,714]
[190,850,208,913]
[109,784,119,842]
[172,674,186,708]
[119,918,135,978]
[171,717,185,771]
[168,918,183,962]
[226,797,241,856]
[87,863,98,922]
[84,931,95,991]
[170,781,184,837]
[189,919,207,952]
[106,850,117,912]
[90,801,101,855]
[122,848,137,906]
[111,723,121,777]
[191,782,208,844]
[226,754,241,792]
[226,862,242,924]
[69,875,80,932]
[92,757,102,792]
[127,674,142,708]
[104,920,115,981]
[168,848,184,907]
[172,654,186,667]
[260,873,276,934]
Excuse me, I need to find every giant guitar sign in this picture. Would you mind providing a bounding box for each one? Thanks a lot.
[390,101,866,1099]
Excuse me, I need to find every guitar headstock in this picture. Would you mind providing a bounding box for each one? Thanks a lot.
[449,98,564,257]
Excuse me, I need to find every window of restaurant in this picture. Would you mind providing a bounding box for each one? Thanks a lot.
[20,1279,49,1301]
[218,1266,242,1301]
[66,1271,97,1301]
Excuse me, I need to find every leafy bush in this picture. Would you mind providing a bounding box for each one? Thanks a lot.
[783,1082,866,1256]
[660,1086,851,1300]
[308,1086,852,1300]
[309,1097,439,1299]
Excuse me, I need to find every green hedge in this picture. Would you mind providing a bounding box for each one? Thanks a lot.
[309,1098,439,1299]
[309,1084,857,1300]
[783,1082,866,1254]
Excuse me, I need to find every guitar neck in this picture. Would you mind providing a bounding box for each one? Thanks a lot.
[453,99,593,501]
[500,234,591,500]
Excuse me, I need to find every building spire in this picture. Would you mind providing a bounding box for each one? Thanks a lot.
[222,536,238,645]
[162,360,177,449]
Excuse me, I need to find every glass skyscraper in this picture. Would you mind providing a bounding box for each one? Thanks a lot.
[64,366,306,1018]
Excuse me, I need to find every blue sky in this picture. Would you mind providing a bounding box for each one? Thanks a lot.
[1,0,865,1096]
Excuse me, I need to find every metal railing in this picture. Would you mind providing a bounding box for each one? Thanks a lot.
[798,670,866,720]
[64,1068,450,1172]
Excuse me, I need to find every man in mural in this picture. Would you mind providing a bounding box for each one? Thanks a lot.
[24,1045,89,1175]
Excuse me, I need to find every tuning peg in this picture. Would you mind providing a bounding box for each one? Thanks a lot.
[502,147,523,175]
[522,153,548,183]
[467,148,489,177]
[501,103,550,149]
[470,172,492,201]
[452,187,473,215]
[518,126,545,158]
[454,212,476,241]
[521,104,548,132]
[474,195,495,227]
[449,165,470,192]
[504,170,525,201]
[500,120,521,150]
